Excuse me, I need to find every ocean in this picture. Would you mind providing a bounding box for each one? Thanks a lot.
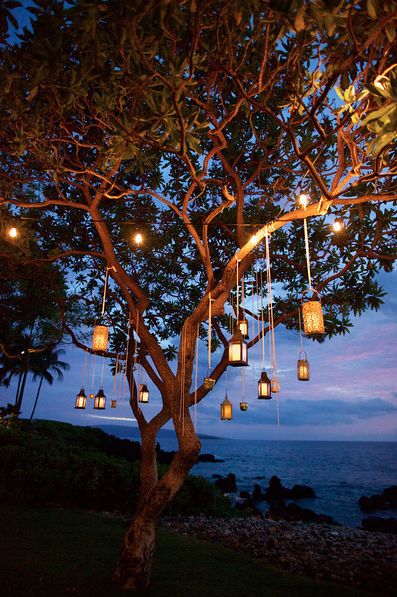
[157,437,397,528]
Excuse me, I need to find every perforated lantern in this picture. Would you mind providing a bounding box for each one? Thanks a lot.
[94,388,106,409]
[228,328,248,367]
[239,401,248,412]
[203,377,215,390]
[297,351,310,381]
[92,324,109,352]
[220,393,233,420]
[139,383,149,403]
[258,371,272,400]
[111,399,117,408]
[237,317,249,339]
[302,297,324,337]
[75,388,87,409]
[271,376,280,394]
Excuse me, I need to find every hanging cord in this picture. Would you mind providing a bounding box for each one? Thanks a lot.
[208,293,212,371]
[131,310,140,401]
[298,308,303,352]
[91,354,97,395]
[303,211,313,291]
[194,323,199,432]
[236,257,240,323]
[242,367,245,404]
[260,270,265,370]
[82,349,87,388]
[265,231,280,427]
[100,357,105,388]
[101,266,116,317]
[179,325,187,434]
[113,354,118,397]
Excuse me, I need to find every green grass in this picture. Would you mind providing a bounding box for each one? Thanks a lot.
[0,505,368,596]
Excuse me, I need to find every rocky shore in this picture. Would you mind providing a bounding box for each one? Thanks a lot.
[162,515,397,594]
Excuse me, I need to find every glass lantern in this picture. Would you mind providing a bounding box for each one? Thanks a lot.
[75,388,87,409]
[139,383,149,403]
[228,328,248,367]
[271,376,280,394]
[239,401,248,412]
[237,317,249,339]
[220,394,233,420]
[297,351,310,381]
[92,324,109,352]
[203,377,215,390]
[302,297,324,337]
[258,371,272,400]
[94,388,106,409]
[111,399,117,408]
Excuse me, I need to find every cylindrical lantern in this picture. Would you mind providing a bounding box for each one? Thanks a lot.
[258,371,272,400]
[220,394,233,420]
[239,401,248,412]
[228,328,248,367]
[297,351,310,381]
[94,388,106,409]
[203,377,215,390]
[139,383,149,403]
[111,399,117,408]
[75,388,87,409]
[271,376,280,394]
[237,317,249,339]
[302,298,324,337]
[92,324,109,352]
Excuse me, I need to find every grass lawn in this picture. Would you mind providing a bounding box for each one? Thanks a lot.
[0,505,368,596]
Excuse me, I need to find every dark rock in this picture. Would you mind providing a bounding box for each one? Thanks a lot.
[362,516,397,534]
[359,486,397,512]
[239,490,250,499]
[264,475,289,501]
[266,501,337,525]
[289,484,316,500]
[214,473,237,493]
[198,453,224,463]
[235,496,261,516]
[252,483,265,502]
[212,474,222,479]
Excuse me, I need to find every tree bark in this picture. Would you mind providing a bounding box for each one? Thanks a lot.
[29,374,44,422]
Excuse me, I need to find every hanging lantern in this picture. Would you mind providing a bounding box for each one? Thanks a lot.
[220,393,233,420]
[89,392,95,399]
[139,383,149,403]
[74,388,87,409]
[92,324,109,352]
[271,376,280,394]
[239,401,248,412]
[228,328,248,367]
[297,351,310,381]
[237,317,249,339]
[302,296,325,337]
[203,377,215,390]
[111,399,117,408]
[258,371,272,400]
[94,388,106,409]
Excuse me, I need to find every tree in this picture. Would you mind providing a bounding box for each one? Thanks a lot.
[0,0,396,590]
[29,346,70,421]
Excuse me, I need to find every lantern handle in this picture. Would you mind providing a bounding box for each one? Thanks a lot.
[298,350,308,360]
[301,288,322,303]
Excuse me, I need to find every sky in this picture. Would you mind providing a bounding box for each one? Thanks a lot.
[2,267,396,442]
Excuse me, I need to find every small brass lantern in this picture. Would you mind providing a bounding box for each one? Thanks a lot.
[302,295,324,338]
[258,371,272,400]
[139,383,149,403]
[297,351,310,381]
[94,388,106,409]
[75,388,87,409]
[92,324,109,352]
[237,317,249,339]
[89,392,95,399]
[203,377,215,390]
[220,393,233,420]
[239,401,248,412]
[271,376,280,394]
[228,328,248,367]
[111,399,117,409]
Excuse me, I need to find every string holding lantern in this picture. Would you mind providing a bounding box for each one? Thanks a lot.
[239,367,248,412]
[265,231,280,416]
[92,266,116,352]
[297,308,310,381]
[204,293,215,389]
[228,258,249,367]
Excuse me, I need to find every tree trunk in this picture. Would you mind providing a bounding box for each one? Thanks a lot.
[29,375,44,422]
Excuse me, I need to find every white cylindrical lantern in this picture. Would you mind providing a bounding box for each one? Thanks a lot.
[239,401,248,412]
[237,317,249,339]
[302,299,324,337]
[94,388,106,409]
[297,351,310,381]
[271,376,280,394]
[220,394,233,420]
[139,383,149,403]
[228,328,248,367]
[75,388,87,409]
[258,371,272,400]
[92,324,109,352]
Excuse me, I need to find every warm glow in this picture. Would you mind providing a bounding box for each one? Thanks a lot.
[220,395,233,420]
[332,219,343,232]
[302,300,325,336]
[297,193,309,207]
[240,401,248,412]
[228,329,248,366]
[94,388,106,409]
[271,377,280,393]
[237,318,249,338]
[134,232,143,245]
[139,383,149,403]
[258,371,272,399]
[297,354,310,381]
[8,226,18,238]
[92,325,109,352]
[250,234,258,243]
[74,388,87,409]
[111,399,117,408]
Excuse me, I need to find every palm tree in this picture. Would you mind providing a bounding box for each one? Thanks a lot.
[29,347,70,422]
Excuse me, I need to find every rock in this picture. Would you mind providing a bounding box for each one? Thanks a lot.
[264,475,289,501]
[214,473,237,493]
[266,501,337,525]
[212,474,222,479]
[289,484,316,500]
[359,485,397,512]
[252,483,265,501]
[239,490,250,499]
[198,453,224,463]
[362,516,397,534]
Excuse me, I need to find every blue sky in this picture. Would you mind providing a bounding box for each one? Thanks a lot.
[2,268,396,442]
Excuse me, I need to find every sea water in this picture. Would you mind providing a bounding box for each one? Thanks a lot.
[158,438,397,528]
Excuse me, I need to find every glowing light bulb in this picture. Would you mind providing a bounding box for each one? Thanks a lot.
[250,234,258,243]
[134,233,143,245]
[332,220,343,232]
[8,226,18,238]
[297,193,309,207]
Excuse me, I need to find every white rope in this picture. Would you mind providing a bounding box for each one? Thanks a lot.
[303,216,313,291]
[236,257,240,322]
[194,324,199,432]
[208,293,212,370]
[265,232,280,427]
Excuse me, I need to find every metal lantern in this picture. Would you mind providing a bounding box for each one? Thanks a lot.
[258,371,272,400]
[271,376,280,394]
[139,383,149,403]
[297,351,310,381]
[92,324,109,352]
[111,399,117,408]
[94,388,106,409]
[302,297,324,337]
[228,328,248,367]
[203,377,215,390]
[220,393,233,420]
[239,401,248,412]
[75,388,87,409]
[89,392,95,399]
[237,317,249,339]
